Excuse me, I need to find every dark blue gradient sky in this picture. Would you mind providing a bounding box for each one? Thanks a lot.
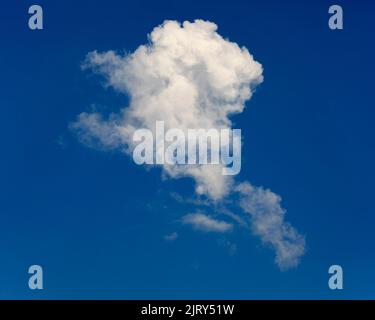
[0,0,374,299]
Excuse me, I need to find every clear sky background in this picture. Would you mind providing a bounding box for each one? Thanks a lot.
[0,0,374,299]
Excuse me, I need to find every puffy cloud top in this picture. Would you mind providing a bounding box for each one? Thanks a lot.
[73,19,263,200]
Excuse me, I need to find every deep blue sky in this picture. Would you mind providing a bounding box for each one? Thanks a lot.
[0,0,374,299]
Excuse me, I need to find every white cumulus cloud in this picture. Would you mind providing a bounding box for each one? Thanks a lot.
[71,19,306,270]
[71,19,263,200]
